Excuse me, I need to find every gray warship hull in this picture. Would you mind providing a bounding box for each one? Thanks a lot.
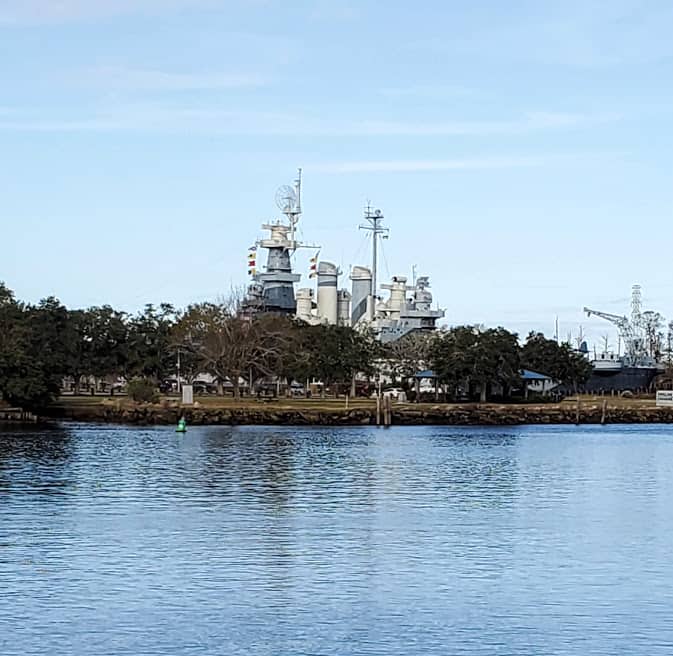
[580,366,659,393]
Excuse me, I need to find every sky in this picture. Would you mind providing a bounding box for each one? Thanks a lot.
[2,0,673,349]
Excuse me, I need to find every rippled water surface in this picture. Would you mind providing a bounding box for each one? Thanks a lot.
[2,423,673,655]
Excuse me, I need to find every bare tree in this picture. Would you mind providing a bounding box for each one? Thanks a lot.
[666,321,673,366]
[173,294,292,398]
[383,332,434,388]
[642,311,664,360]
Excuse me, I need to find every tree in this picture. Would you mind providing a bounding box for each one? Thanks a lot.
[521,332,592,392]
[173,300,292,398]
[88,306,129,380]
[249,315,305,394]
[383,332,433,388]
[478,327,521,400]
[560,343,593,392]
[126,303,176,383]
[431,326,478,399]
[63,309,94,394]
[431,325,520,402]
[62,306,128,394]
[0,286,69,409]
[0,283,28,405]
[642,311,664,361]
[294,324,379,397]
[521,332,563,379]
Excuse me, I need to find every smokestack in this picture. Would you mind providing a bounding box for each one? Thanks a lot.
[317,261,338,325]
[350,266,372,326]
[295,288,314,323]
[337,289,351,327]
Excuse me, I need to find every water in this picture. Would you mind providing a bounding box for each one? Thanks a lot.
[2,423,673,655]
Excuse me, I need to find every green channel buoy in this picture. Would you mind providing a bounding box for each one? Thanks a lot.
[176,417,187,433]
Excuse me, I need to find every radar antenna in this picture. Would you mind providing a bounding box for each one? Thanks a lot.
[275,185,296,214]
[274,168,303,250]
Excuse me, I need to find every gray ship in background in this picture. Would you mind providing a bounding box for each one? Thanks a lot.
[579,284,668,392]
[243,170,445,342]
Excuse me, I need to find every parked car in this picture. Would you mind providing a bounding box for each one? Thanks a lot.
[371,387,406,400]
[192,381,217,395]
[159,379,176,394]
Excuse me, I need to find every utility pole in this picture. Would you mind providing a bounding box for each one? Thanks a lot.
[554,316,559,344]
[359,204,388,300]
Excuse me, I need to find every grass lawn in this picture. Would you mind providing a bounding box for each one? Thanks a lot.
[53,393,659,413]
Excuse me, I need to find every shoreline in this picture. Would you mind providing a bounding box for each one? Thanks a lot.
[33,396,673,426]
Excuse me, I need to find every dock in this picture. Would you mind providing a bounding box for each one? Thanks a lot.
[0,407,38,423]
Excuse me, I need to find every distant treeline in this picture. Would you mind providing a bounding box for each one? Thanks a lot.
[0,282,591,409]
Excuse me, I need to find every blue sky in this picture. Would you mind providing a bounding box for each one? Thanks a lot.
[2,0,673,348]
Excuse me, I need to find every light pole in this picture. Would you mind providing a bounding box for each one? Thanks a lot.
[176,348,182,395]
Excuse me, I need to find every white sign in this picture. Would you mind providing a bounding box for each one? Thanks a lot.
[656,390,673,407]
[182,384,194,406]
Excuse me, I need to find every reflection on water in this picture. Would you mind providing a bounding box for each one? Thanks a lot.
[2,423,673,655]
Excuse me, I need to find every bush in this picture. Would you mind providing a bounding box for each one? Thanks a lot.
[127,378,159,403]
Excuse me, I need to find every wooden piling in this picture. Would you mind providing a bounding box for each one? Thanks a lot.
[376,395,381,426]
[601,398,608,425]
[575,395,581,425]
[384,394,393,426]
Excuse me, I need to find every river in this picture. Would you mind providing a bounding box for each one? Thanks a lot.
[2,423,673,655]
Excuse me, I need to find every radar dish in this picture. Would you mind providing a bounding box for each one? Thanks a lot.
[275,185,296,213]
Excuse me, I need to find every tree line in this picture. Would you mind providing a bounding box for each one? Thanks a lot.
[0,282,591,409]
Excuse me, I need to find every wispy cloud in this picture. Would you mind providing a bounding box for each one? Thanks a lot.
[413,2,673,68]
[313,156,544,174]
[0,0,218,24]
[0,105,618,137]
[378,84,475,99]
[350,111,611,137]
[74,67,267,92]
[309,1,360,22]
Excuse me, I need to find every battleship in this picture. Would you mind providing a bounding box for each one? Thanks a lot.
[243,170,445,342]
[580,285,666,393]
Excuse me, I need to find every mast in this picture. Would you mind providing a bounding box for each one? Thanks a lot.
[290,168,301,249]
[279,167,301,251]
[359,203,388,300]
[295,168,302,214]
[554,316,559,344]
[247,168,314,315]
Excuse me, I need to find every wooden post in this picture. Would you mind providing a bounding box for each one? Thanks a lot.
[576,395,581,424]
[384,393,392,426]
[376,394,381,426]
[345,394,349,411]
[601,398,607,425]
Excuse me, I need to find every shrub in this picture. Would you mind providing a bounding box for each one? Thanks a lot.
[127,378,159,403]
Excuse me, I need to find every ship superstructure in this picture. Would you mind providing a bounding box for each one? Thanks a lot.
[244,170,311,315]
[581,285,665,392]
[374,275,445,343]
[345,206,440,340]
[244,172,445,341]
